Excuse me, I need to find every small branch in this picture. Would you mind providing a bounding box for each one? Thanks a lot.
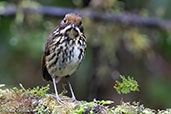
[1,5,171,31]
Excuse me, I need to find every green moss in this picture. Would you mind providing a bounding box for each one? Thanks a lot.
[71,101,96,114]
[0,84,170,114]
[0,84,50,113]
[158,109,171,114]
[34,104,51,114]
[114,102,155,114]
[19,83,50,97]
[114,75,139,94]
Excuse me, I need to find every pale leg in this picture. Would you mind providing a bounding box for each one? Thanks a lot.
[68,81,76,101]
[52,77,62,104]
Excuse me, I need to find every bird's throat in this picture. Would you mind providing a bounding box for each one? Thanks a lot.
[68,28,78,39]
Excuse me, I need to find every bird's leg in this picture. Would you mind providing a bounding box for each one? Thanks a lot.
[52,77,63,104]
[68,81,76,101]
[55,77,61,84]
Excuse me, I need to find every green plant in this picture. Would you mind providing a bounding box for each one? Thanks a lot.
[19,83,50,97]
[114,75,139,94]
[93,99,113,106]
[71,99,114,114]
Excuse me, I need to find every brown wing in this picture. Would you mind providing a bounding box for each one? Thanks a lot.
[41,54,52,81]
[41,33,54,81]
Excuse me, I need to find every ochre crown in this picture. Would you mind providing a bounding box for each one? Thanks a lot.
[65,13,82,26]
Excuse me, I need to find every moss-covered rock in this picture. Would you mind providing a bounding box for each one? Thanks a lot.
[0,84,170,114]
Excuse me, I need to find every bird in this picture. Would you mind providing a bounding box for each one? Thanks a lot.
[41,13,87,104]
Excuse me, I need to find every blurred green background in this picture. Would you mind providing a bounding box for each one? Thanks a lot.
[0,0,171,110]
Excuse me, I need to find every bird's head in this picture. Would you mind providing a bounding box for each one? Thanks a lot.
[59,13,83,38]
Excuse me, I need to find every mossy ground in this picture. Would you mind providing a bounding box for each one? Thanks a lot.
[0,84,170,114]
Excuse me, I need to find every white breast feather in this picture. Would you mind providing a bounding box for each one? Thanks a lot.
[54,45,81,77]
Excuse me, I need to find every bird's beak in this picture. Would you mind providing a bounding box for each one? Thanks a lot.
[71,24,75,28]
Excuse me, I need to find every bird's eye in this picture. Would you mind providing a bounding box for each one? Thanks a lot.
[63,19,67,23]
[79,26,84,32]
[79,21,82,25]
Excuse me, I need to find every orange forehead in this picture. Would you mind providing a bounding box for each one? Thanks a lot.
[65,13,82,25]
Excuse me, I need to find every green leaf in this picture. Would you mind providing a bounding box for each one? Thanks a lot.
[114,75,139,94]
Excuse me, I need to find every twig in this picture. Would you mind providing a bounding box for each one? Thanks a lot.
[0,5,171,31]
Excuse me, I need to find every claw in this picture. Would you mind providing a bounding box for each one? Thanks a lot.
[52,77,64,104]
[56,96,63,104]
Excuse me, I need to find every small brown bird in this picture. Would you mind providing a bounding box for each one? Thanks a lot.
[42,13,87,103]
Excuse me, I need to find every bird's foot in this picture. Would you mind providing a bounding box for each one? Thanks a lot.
[46,94,64,104]
[71,96,76,102]
[56,97,64,104]
[71,97,80,104]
